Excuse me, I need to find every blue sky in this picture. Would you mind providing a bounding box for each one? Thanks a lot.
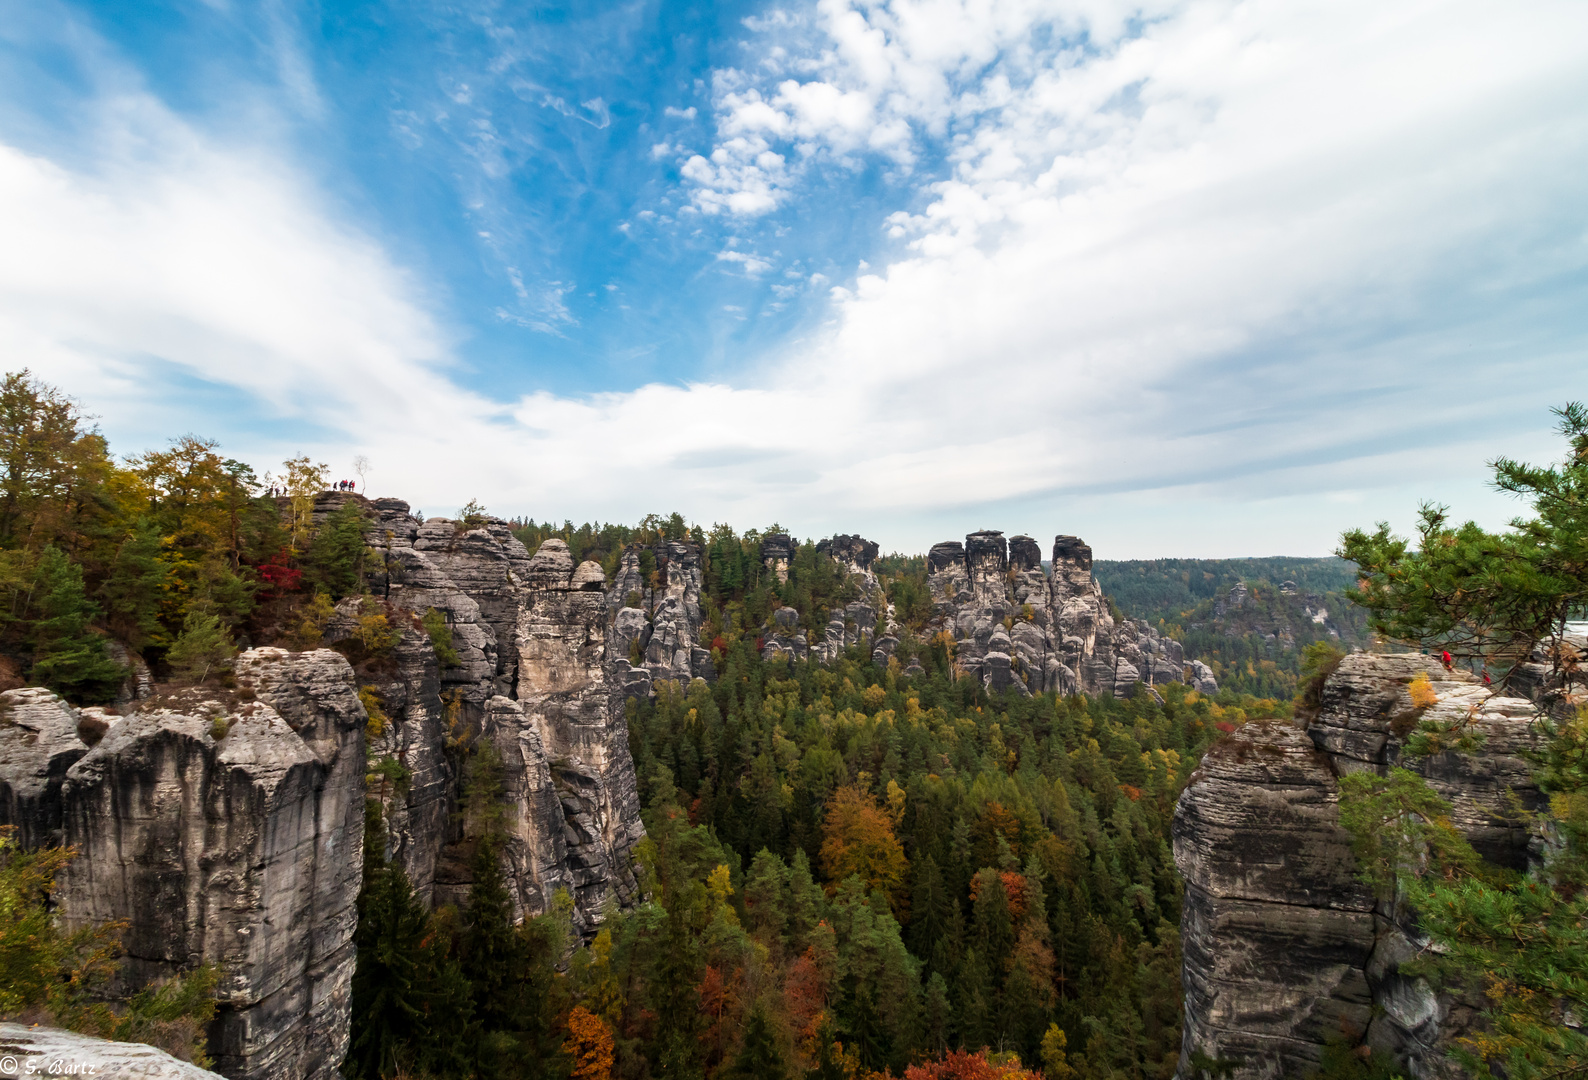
[2,0,1587,557]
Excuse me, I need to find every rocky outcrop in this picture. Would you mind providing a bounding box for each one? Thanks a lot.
[0,1022,226,1079]
[0,651,369,1080]
[924,531,1216,699]
[1174,654,1547,1079]
[761,533,795,584]
[359,497,656,929]
[511,539,645,922]
[0,687,93,848]
[324,598,452,906]
[817,534,880,576]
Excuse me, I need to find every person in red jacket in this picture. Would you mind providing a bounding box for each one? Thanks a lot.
[1440,649,1453,670]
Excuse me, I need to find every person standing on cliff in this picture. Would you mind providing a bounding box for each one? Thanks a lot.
[1440,649,1454,670]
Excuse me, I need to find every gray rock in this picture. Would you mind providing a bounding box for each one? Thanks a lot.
[1174,654,1547,1079]
[0,688,91,848]
[914,528,1217,700]
[760,533,795,583]
[54,649,366,1080]
[0,1021,226,1079]
[817,534,880,575]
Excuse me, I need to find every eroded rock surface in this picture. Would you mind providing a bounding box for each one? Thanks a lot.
[0,651,368,1080]
[357,499,654,929]
[0,1022,226,1079]
[1174,653,1547,1079]
[922,531,1216,699]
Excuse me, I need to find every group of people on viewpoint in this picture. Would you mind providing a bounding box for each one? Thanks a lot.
[262,479,359,497]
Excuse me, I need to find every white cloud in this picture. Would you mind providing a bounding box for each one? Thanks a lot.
[664,105,698,120]
[5,0,1588,558]
[716,250,775,275]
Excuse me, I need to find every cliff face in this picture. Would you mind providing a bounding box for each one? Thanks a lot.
[1173,653,1546,1079]
[925,531,1217,699]
[357,499,657,931]
[0,494,672,1079]
[0,651,368,1080]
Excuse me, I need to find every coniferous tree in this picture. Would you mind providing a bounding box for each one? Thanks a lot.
[907,854,954,974]
[303,499,370,599]
[347,808,435,1080]
[727,1003,788,1080]
[28,547,124,703]
[462,833,525,1030]
[166,611,235,683]
[100,518,169,652]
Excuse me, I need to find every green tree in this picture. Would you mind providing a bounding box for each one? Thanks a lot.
[165,611,236,684]
[347,806,475,1079]
[1336,405,1588,1079]
[727,1003,788,1080]
[1341,402,1588,687]
[304,500,371,599]
[0,370,98,549]
[100,518,170,652]
[422,607,461,667]
[28,547,125,703]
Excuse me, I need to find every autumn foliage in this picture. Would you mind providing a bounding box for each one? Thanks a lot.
[819,785,909,909]
[562,1005,615,1080]
[904,1048,1042,1080]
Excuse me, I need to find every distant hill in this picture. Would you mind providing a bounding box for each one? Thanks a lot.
[1094,557,1373,699]
[1093,556,1358,623]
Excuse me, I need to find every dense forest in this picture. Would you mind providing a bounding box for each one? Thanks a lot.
[1092,557,1357,620]
[0,368,1299,1078]
[1094,558,1373,699]
[352,518,1292,1080]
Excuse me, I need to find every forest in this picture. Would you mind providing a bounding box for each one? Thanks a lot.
[351,640,1273,1080]
[0,367,1290,1078]
[1093,558,1373,699]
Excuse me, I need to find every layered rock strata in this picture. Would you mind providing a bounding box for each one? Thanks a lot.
[1174,653,1547,1079]
[358,499,660,929]
[0,651,367,1080]
[925,531,1217,698]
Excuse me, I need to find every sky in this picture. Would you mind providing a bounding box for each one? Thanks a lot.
[1,0,1586,558]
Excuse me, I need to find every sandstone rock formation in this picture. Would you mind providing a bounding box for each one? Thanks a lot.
[0,651,367,1080]
[1174,653,1547,1079]
[757,532,894,667]
[924,531,1216,698]
[0,1021,226,1079]
[352,499,663,930]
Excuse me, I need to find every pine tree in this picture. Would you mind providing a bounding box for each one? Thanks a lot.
[303,499,370,599]
[727,1003,788,1080]
[1336,405,1588,1078]
[743,848,790,948]
[463,835,527,1033]
[100,518,169,651]
[346,809,431,1080]
[166,611,235,683]
[922,971,953,1054]
[787,847,826,951]
[28,547,125,704]
[907,854,954,974]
